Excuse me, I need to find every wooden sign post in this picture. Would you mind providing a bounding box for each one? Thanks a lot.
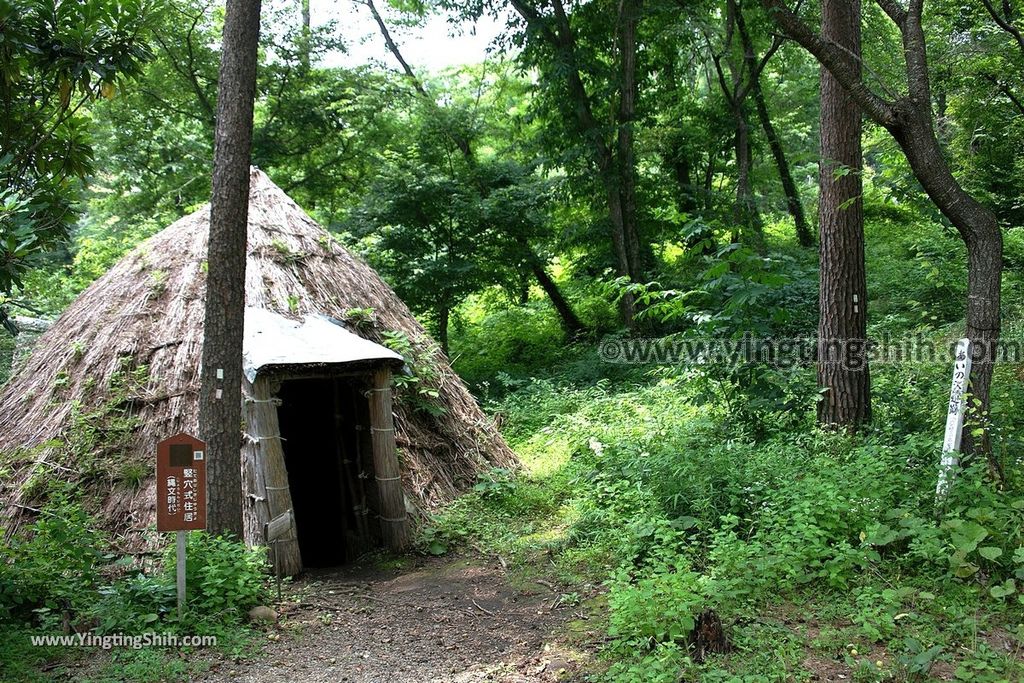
[936,339,972,506]
[156,433,208,619]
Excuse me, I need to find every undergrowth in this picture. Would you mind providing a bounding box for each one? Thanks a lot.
[431,365,1024,681]
[0,492,270,682]
[427,206,1024,681]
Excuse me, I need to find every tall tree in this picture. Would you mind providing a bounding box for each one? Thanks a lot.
[733,9,812,247]
[708,0,767,242]
[763,0,1004,458]
[359,6,585,337]
[508,0,645,326]
[200,0,262,538]
[815,0,870,427]
[0,0,154,298]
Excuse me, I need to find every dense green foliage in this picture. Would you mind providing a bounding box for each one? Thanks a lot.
[425,203,1024,679]
[0,0,155,296]
[1,0,1022,680]
[435,356,1024,680]
[0,492,268,680]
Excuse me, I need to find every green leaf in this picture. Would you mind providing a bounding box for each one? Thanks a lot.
[990,579,1016,599]
[950,522,989,553]
[954,561,980,578]
[427,541,448,556]
[978,546,1003,561]
[678,516,698,530]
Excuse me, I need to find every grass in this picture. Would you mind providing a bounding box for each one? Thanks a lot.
[429,357,1024,681]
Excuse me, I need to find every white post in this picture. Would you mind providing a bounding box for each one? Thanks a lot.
[176,531,187,619]
[936,338,972,504]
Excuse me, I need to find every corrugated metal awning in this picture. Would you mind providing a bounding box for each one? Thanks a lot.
[242,307,403,382]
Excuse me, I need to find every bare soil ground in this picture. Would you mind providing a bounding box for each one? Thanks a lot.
[197,554,591,683]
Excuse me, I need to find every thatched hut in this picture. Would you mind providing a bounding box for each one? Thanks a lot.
[0,169,515,574]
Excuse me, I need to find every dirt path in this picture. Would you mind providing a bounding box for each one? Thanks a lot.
[197,554,590,683]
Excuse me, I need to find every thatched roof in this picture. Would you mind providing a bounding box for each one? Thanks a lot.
[0,169,515,541]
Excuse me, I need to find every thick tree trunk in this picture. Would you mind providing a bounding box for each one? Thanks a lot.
[530,261,585,338]
[817,0,870,428]
[762,0,1004,458]
[752,78,812,246]
[618,0,644,280]
[604,187,638,324]
[200,0,262,538]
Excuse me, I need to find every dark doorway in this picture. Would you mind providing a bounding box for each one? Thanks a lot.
[277,376,378,567]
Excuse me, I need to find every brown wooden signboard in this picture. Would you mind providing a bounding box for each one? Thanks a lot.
[156,433,207,532]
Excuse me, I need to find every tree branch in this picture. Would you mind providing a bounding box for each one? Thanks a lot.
[735,4,784,103]
[761,0,897,125]
[874,0,908,26]
[361,0,429,99]
[182,7,216,124]
[903,0,932,106]
[980,0,1024,57]
[508,0,616,174]
[982,73,1024,116]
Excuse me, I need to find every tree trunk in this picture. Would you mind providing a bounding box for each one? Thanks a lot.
[817,0,870,428]
[703,147,717,211]
[517,275,530,305]
[672,153,696,213]
[761,0,1004,457]
[732,108,763,243]
[617,0,644,279]
[605,183,638,325]
[530,261,585,338]
[888,102,1003,457]
[299,0,311,70]
[507,0,641,328]
[661,56,697,213]
[752,78,812,246]
[200,0,262,539]
[714,0,770,248]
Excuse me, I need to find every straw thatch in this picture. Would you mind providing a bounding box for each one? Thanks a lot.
[0,169,516,545]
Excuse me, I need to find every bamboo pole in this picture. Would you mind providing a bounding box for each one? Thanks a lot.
[368,366,409,549]
[251,376,302,575]
[241,376,270,544]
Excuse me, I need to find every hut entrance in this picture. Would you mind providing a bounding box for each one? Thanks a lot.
[277,376,377,567]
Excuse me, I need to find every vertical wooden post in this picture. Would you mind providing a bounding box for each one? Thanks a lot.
[176,531,186,619]
[249,376,302,575]
[368,366,410,549]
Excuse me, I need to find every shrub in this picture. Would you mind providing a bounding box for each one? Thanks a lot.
[165,532,269,623]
